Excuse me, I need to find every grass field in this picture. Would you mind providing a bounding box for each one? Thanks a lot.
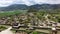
[0,10,27,17]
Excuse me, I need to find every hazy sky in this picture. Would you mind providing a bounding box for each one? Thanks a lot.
[0,0,60,7]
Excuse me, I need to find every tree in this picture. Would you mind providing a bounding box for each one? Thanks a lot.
[27,8,38,13]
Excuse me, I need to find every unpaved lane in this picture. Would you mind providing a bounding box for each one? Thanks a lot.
[0,27,13,34]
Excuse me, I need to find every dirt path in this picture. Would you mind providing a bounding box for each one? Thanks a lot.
[0,27,14,34]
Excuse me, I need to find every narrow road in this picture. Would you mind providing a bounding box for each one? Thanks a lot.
[0,27,13,34]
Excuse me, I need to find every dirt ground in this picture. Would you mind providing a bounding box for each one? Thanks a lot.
[15,32,27,34]
[57,31,60,34]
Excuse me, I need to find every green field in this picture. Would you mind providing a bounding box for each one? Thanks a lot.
[0,10,27,17]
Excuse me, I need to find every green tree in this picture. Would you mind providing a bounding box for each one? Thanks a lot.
[27,8,38,13]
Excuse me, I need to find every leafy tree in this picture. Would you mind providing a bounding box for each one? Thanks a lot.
[27,8,38,13]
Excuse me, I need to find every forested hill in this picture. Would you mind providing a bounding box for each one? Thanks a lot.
[0,4,29,11]
[0,4,60,11]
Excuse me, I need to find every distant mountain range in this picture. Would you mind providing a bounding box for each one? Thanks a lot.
[0,4,60,11]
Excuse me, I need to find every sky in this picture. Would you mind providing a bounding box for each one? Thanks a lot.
[0,0,60,7]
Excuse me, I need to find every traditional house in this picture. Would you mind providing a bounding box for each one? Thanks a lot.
[57,23,60,27]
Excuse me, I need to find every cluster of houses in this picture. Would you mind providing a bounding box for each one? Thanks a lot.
[0,13,60,34]
[0,13,60,29]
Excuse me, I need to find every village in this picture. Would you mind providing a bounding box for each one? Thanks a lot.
[0,12,60,34]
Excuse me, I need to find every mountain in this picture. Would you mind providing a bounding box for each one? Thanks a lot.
[0,4,29,11]
[29,4,60,10]
[0,4,60,11]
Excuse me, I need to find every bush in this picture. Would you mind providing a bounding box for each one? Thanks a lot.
[0,26,7,30]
